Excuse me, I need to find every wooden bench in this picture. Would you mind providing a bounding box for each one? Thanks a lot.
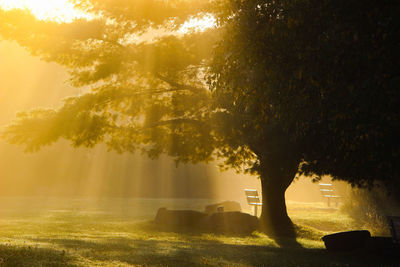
[388,216,400,245]
[367,216,400,252]
[244,189,262,216]
[319,183,340,207]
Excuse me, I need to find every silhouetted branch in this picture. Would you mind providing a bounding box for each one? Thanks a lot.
[154,73,204,92]
[143,118,203,129]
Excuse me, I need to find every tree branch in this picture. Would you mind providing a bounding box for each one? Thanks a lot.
[143,118,203,129]
[154,73,205,92]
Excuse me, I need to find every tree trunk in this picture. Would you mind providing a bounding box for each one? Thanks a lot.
[258,156,299,237]
[259,175,294,236]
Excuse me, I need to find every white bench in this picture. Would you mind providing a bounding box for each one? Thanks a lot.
[319,183,340,207]
[244,189,262,216]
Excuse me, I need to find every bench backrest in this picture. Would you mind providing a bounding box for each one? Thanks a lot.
[244,189,262,205]
[319,183,335,196]
[319,183,340,207]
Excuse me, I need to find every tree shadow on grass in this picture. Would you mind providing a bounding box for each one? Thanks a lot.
[26,235,400,266]
[272,235,303,249]
[0,244,77,267]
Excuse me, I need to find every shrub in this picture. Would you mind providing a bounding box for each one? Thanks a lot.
[341,186,399,235]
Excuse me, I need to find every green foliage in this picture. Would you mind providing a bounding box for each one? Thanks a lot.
[0,2,220,165]
[0,0,262,174]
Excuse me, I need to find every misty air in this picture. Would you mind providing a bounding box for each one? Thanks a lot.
[0,0,399,266]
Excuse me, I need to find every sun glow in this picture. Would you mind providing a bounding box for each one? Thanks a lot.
[0,0,90,22]
[179,14,216,33]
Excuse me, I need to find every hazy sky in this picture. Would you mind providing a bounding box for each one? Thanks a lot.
[0,0,90,22]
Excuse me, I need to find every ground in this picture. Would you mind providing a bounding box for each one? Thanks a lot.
[0,198,397,266]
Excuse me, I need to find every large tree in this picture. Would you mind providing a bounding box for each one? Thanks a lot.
[212,0,399,225]
[213,0,399,184]
[1,0,399,236]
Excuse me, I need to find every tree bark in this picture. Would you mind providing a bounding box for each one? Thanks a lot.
[258,156,299,237]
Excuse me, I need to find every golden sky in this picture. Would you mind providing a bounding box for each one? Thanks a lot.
[0,0,90,22]
[0,0,215,31]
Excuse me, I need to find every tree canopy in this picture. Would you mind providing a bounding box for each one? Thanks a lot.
[1,0,399,236]
[213,0,400,188]
[1,2,218,162]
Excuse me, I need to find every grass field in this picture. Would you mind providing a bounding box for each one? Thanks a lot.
[0,197,397,266]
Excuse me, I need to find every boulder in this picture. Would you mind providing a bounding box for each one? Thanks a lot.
[204,201,242,214]
[155,207,207,230]
[322,230,371,251]
[200,211,259,234]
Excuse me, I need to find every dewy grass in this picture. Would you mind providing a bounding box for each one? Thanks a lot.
[0,198,398,266]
